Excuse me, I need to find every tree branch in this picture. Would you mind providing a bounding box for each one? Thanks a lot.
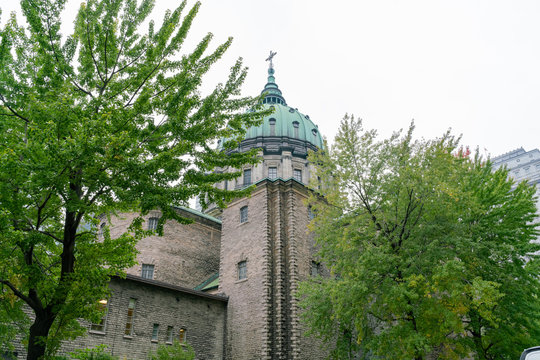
[0,279,38,311]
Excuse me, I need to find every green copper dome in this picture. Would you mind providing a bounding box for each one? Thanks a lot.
[218,60,323,154]
[245,103,324,149]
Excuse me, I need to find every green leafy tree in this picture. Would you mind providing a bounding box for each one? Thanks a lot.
[148,341,195,360]
[299,115,540,359]
[0,0,266,358]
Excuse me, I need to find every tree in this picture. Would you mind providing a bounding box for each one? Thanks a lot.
[0,0,266,358]
[148,340,195,360]
[299,115,540,360]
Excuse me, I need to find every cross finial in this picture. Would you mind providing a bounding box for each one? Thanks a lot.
[266,50,277,69]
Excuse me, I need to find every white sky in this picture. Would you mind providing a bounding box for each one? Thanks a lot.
[2,0,540,158]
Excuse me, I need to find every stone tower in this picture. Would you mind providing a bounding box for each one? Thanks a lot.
[211,57,326,359]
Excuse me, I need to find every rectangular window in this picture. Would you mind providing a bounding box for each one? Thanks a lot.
[98,223,106,239]
[243,169,252,186]
[152,324,159,342]
[311,261,320,277]
[141,264,154,279]
[124,298,136,336]
[308,206,315,220]
[268,167,277,180]
[148,217,159,231]
[90,299,108,333]
[166,326,174,344]
[178,328,187,343]
[293,169,302,183]
[238,260,247,280]
[240,206,248,223]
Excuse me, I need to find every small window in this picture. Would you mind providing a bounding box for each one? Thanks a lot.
[148,217,159,231]
[124,298,136,336]
[224,180,228,190]
[240,206,248,223]
[269,118,276,136]
[293,169,302,183]
[90,299,108,333]
[179,328,187,343]
[152,324,159,342]
[308,206,315,220]
[141,264,154,279]
[268,167,277,180]
[98,223,106,239]
[166,326,174,344]
[292,121,299,138]
[243,169,252,186]
[311,261,320,277]
[238,260,247,280]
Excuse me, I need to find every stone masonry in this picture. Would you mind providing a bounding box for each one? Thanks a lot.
[11,276,227,360]
[108,207,221,289]
[218,178,326,360]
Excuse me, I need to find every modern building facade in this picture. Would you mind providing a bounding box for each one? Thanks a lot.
[492,147,540,210]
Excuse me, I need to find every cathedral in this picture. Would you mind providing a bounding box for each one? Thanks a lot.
[13,58,327,360]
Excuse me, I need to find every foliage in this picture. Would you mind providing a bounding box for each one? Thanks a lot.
[70,345,117,360]
[148,341,195,360]
[0,0,266,358]
[300,115,540,360]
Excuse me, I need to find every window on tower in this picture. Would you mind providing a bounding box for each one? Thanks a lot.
[311,261,320,277]
[293,121,299,138]
[268,167,277,179]
[240,206,248,223]
[243,169,252,186]
[293,169,302,183]
[238,260,247,280]
[269,118,276,136]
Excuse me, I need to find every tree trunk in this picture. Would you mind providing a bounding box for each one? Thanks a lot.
[27,310,55,360]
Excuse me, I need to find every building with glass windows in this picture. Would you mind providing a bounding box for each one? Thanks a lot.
[492,147,540,210]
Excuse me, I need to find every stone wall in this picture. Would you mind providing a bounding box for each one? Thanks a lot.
[218,179,327,360]
[10,276,228,360]
[107,207,221,289]
[218,185,269,359]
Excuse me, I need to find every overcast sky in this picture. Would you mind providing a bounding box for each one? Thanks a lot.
[2,0,539,158]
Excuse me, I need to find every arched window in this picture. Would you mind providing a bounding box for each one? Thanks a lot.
[238,260,247,280]
[292,121,299,138]
[240,206,248,223]
[269,118,276,136]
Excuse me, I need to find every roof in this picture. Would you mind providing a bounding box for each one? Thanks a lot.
[218,62,324,151]
[241,103,324,149]
[173,205,222,225]
[194,272,219,291]
[119,274,227,302]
